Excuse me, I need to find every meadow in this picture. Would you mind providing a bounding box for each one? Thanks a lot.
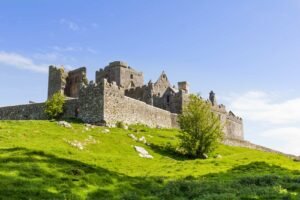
[0,120,299,199]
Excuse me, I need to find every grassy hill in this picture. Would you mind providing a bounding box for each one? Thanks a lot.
[0,120,299,200]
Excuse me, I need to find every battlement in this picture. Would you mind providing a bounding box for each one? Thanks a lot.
[227,111,243,123]
[1,60,245,140]
[108,61,129,68]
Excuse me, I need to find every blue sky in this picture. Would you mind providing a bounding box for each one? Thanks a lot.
[0,0,300,155]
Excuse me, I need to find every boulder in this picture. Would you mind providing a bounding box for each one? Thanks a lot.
[138,136,147,144]
[129,134,138,141]
[57,121,72,128]
[134,146,153,159]
[102,129,110,134]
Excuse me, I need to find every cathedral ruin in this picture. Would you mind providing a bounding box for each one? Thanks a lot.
[0,61,244,140]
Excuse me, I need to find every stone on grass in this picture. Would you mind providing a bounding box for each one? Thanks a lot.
[57,121,72,128]
[102,129,110,134]
[64,135,98,150]
[215,154,222,159]
[129,134,138,141]
[202,153,209,159]
[138,136,147,144]
[134,146,153,159]
[85,124,95,129]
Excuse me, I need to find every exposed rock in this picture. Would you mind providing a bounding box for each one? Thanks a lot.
[57,121,72,128]
[64,135,98,150]
[129,134,138,141]
[134,146,153,159]
[215,154,222,159]
[85,124,95,129]
[102,129,110,134]
[64,139,84,150]
[138,136,147,144]
[202,154,209,159]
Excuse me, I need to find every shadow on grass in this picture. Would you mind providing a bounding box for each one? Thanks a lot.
[0,148,300,200]
[149,143,191,161]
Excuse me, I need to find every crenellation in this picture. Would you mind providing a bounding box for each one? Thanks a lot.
[0,61,244,140]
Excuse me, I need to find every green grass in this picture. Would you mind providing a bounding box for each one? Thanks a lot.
[0,120,299,199]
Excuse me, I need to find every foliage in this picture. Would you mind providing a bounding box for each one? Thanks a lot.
[44,92,65,119]
[0,121,299,199]
[178,94,224,158]
[116,121,125,129]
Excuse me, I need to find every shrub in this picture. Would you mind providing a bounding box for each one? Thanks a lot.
[116,121,125,129]
[44,92,65,119]
[178,94,224,159]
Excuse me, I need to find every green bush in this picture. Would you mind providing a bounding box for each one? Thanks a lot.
[178,94,224,159]
[44,92,65,119]
[116,121,125,129]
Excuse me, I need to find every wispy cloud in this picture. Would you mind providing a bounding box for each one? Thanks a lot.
[261,127,300,155]
[52,46,82,52]
[0,51,48,73]
[51,46,98,54]
[59,18,79,31]
[226,91,300,155]
[228,91,300,125]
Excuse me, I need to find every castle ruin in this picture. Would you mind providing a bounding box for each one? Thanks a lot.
[0,61,244,140]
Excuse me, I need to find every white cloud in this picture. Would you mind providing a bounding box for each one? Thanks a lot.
[225,91,300,155]
[228,91,300,125]
[0,51,48,73]
[59,19,79,31]
[261,127,300,155]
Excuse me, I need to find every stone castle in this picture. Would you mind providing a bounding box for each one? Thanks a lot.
[0,61,244,140]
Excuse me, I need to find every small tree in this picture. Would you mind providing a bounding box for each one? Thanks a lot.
[178,94,224,159]
[45,92,65,119]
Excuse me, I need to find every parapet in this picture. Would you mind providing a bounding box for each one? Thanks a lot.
[227,111,243,123]
[108,61,129,68]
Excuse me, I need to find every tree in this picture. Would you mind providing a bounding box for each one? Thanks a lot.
[178,94,224,158]
[44,92,65,119]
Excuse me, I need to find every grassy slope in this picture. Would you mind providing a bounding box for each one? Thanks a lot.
[0,120,299,200]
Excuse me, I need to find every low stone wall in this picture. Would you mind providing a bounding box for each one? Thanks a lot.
[0,99,78,120]
[103,80,178,128]
[0,103,47,120]
[223,138,298,159]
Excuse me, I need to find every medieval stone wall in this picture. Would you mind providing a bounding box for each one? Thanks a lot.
[96,61,144,89]
[0,103,47,120]
[77,82,104,124]
[64,67,87,98]
[0,99,78,120]
[102,79,178,128]
[48,66,67,99]
[125,85,153,105]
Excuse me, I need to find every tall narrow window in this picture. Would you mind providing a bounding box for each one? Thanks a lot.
[130,74,134,79]
[167,95,170,103]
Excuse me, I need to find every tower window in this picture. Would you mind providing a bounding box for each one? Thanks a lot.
[130,74,134,79]
[167,95,170,103]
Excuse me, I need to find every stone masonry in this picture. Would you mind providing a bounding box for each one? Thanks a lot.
[0,61,244,140]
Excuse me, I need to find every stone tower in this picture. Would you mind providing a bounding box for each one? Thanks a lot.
[95,61,144,89]
[178,81,189,94]
[48,66,88,99]
[48,66,67,99]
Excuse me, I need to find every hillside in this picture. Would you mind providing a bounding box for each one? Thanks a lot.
[0,121,299,200]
